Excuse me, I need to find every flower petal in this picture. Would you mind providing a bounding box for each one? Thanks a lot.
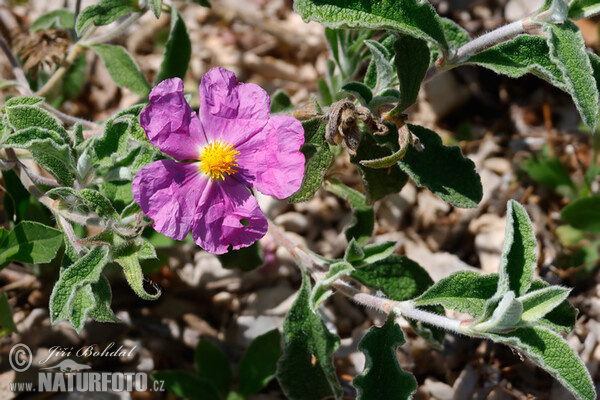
[198,67,270,145]
[235,115,305,199]
[192,178,267,254]
[132,160,206,240]
[140,78,206,160]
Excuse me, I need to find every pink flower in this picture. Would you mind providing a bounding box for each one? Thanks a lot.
[132,68,305,254]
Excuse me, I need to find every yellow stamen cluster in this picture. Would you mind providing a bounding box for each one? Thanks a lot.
[199,139,240,180]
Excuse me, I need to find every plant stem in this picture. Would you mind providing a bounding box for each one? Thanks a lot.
[0,35,31,94]
[267,219,466,335]
[36,44,85,97]
[447,20,525,64]
[83,13,142,46]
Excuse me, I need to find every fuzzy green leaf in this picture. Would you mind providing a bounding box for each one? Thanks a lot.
[351,131,409,204]
[486,327,595,400]
[76,0,138,35]
[195,340,232,398]
[47,187,118,220]
[519,286,571,325]
[277,270,342,400]
[561,196,600,233]
[0,221,63,267]
[527,279,577,333]
[519,152,577,199]
[288,118,333,203]
[414,271,498,317]
[114,250,161,301]
[568,0,600,19]
[311,261,354,309]
[239,329,282,397]
[353,315,417,400]
[467,291,524,333]
[90,44,151,96]
[33,152,75,187]
[325,179,374,245]
[156,6,191,83]
[393,35,430,112]
[293,0,448,54]
[364,40,396,94]
[341,82,373,106]
[271,90,294,113]
[4,127,73,168]
[344,239,365,263]
[4,104,69,143]
[49,246,110,324]
[399,124,482,208]
[31,9,75,31]
[466,35,565,88]
[0,293,18,334]
[545,21,599,130]
[497,200,537,297]
[3,96,44,107]
[88,275,118,322]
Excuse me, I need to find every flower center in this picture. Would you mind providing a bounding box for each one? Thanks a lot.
[199,139,240,180]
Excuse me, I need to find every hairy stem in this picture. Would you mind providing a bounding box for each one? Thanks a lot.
[83,13,143,46]
[268,220,465,334]
[447,20,525,64]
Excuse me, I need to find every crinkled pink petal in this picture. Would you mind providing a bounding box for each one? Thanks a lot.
[191,178,267,254]
[140,78,206,160]
[132,160,207,240]
[235,115,305,199]
[198,67,270,145]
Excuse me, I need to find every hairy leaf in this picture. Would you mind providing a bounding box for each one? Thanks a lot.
[293,0,448,54]
[311,261,354,309]
[528,279,577,333]
[393,35,430,112]
[353,316,417,400]
[545,21,599,130]
[90,44,151,96]
[341,82,373,106]
[325,179,374,245]
[399,124,482,208]
[239,329,282,397]
[497,200,537,297]
[568,0,600,19]
[76,0,138,35]
[0,221,63,267]
[0,293,18,334]
[31,9,74,31]
[156,6,191,83]
[277,270,342,400]
[364,40,395,94]
[519,286,571,325]
[195,340,232,398]
[486,327,595,400]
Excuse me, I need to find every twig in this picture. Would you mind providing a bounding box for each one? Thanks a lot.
[57,214,86,257]
[83,13,142,46]
[0,34,31,94]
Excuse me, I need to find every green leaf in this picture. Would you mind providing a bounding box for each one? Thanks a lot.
[3,95,44,107]
[114,250,161,300]
[414,271,498,318]
[568,0,600,19]
[195,340,232,398]
[76,0,138,35]
[47,187,118,219]
[238,329,282,397]
[151,0,162,18]
[545,21,599,130]
[271,90,294,113]
[288,119,334,203]
[353,315,417,400]
[293,0,448,54]
[311,261,354,309]
[0,221,63,266]
[31,9,75,31]
[92,112,140,167]
[152,371,221,400]
[352,255,433,302]
[277,270,342,400]
[4,104,69,142]
[351,131,409,204]
[49,246,110,324]
[364,40,395,94]
[561,196,600,233]
[341,82,373,106]
[344,238,365,263]
[399,124,482,208]
[62,54,87,99]
[0,293,18,334]
[358,241,396,266]
[392,35,430,112]
[324,179,374,245]
[156,6,191,83]
[466,35,565,89]
[32,152,75,187]
[90,44,151,96]
[98,181,133,214]
[69,284,96,332]
[88,275,118,322]
[188,0,211,7]
[497,200,537,297]
[217,242,264,272]
[518,286,571,325]
[486,327,596,400]
[528,279,577,333]
[4,127,73,168]
[467,291,523,333]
